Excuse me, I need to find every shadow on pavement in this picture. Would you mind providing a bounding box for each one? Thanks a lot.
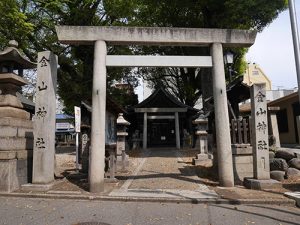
[212,204,300,225]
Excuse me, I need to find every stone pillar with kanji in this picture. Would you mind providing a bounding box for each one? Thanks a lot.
[245,83,281,190]
[251,83,270,179]
[30,51,57,190]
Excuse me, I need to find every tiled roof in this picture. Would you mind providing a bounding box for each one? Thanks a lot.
[134,87,197,112]
[56,114,74,119]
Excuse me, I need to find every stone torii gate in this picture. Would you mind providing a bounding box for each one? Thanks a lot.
[56,26,256,193]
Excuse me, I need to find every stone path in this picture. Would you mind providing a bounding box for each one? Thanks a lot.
[110,148,218,199]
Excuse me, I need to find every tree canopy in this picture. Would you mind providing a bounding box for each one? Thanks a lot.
[0,0,288,110]
[0,0,139,112]
[126,0,288,106]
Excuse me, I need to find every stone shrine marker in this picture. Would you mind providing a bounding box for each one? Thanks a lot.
[32,51,57,185]
[251,83,270,179]
[245,83,281,189]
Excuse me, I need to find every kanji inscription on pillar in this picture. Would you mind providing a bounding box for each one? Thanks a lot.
[251,83,270,180]
[32,51,57,184]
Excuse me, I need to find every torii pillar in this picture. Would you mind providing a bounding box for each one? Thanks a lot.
[89,40,107,193]
[211,43,234,187]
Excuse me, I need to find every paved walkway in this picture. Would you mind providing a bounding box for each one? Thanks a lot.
[110,148,218,199]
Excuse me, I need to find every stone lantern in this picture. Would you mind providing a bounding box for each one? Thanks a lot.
[0,40,36,192]
[192,113,213,165]
[116,113,130,171]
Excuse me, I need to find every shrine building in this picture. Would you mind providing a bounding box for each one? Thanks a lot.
[128,88,198,149]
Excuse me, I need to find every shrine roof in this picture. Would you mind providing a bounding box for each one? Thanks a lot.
[268,91,298,106]
[134,87,197,112]
[227,76,251,103]
[81,95,126,115]
[56,114,74,120]
[16,92,35,112]
[204,76,250,105]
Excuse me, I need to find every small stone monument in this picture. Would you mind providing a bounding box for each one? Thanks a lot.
[183,129,192,148]
[116,113,130,171]
[132,130,141,150]
[80,128,90,173]
[297,116,300,146]
[268,106,281,149]
[192,113,213,165]
[244,83,281,189]
[0,40,36,192]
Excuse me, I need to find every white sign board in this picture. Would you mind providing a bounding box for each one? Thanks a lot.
[74,106,81,133]
[56,122,70,130]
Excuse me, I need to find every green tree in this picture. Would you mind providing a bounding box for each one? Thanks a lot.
[0,0,139,112]
[0,0,34,50]
[126,0,288,106]
[0,0,288,109]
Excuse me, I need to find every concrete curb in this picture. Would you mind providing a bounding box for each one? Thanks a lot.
[284,192,300,207]
[0,192,296,206]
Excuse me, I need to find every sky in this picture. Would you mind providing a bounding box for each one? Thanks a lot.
[136,2,300,102]
[246,1,300,90]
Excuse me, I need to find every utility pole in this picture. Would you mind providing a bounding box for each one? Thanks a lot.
[288,0,300,102]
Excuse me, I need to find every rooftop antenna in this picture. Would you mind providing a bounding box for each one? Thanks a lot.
[275,85,284,90]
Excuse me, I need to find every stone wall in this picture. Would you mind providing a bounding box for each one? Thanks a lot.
[0,117,33,192]
[232,144,253,184]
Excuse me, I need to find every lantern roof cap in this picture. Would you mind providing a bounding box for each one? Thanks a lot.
[0,40,36,69]
[117,113,130,125]
[192,111,209,124]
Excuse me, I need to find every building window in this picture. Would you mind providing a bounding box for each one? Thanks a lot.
[252,70,259,76]
[276,109,289,133]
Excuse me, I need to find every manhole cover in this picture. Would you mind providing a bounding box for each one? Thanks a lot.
[74,223,111,225]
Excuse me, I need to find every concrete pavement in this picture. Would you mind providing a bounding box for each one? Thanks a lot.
[0,196,299,225]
